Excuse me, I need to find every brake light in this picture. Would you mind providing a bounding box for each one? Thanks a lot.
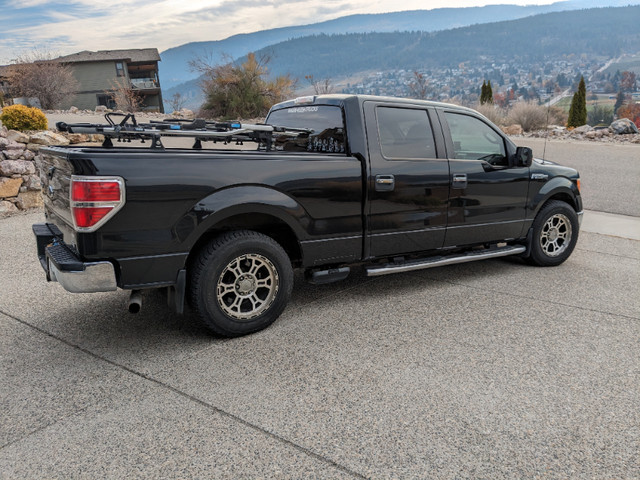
[70,176,125,231]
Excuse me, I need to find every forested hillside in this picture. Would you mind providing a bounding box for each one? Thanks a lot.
[253,6,640,80]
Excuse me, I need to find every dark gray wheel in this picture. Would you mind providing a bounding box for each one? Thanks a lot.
[527,200,579,266]
[189,230,293,337]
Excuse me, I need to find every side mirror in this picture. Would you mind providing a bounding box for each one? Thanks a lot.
[513,146,533,167]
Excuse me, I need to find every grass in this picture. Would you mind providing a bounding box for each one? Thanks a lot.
[555,94,617,113]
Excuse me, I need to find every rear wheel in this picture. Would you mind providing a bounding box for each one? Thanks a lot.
[189,230,293,337]
[527,200,579,266]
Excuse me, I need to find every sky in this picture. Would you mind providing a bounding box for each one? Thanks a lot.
[0,0,584,64]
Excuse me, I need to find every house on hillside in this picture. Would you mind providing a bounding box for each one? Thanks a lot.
[0,66,12,105]
[54,48,164,112]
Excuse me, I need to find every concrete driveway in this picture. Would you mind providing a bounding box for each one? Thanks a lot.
[1,141,640,478]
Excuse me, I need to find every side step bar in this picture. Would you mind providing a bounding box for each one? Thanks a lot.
[365,245,526,277]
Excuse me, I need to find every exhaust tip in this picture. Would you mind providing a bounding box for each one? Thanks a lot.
[128,290,142,314]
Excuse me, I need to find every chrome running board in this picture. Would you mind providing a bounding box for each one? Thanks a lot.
[365,245,526,277]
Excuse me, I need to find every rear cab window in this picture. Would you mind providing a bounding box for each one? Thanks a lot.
[265,105,346,153]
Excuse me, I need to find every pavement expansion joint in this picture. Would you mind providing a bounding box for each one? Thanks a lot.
[0,308,368,479]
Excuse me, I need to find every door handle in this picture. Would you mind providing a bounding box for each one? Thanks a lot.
[375,175,395,191]
[452,173,467,189]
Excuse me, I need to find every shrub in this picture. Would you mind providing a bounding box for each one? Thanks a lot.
[506,101,548,132]
[587,105,614,126]
[475,102,506,126]
[0,104,48,131]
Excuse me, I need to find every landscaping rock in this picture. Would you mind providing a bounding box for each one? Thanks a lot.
[1,149,27,160]
[29,131,70,146]
[69,106,79,114]
[16,190,43,209]
[0,160,36,176]
[22,149,35,161]
[0,200,19,214]
[0,126,8,138]
[572,124,593,134]
[7,130,30,144]
[503,124,523,135]
[26,143,41,152]
[0,137,8,150]
[22,174,42,191]
[95,105,107,113]
[609,118,639,135]
[0,177,23,198]
[65,133,90,144]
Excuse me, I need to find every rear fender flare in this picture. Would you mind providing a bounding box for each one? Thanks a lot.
[183,186,310,247]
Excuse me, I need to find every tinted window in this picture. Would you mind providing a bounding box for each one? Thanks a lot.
[266,105,343,133]
[444,112,507,165]
[376,107,436,159]
[266,105,345,153]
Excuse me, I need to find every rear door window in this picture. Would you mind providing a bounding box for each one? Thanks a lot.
[376,107,436,159]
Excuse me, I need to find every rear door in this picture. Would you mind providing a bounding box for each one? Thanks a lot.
[364,101,450,257]
[438,110,529,246]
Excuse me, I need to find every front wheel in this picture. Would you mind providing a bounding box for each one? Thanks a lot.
[189,230,294,337]
[526,200,579,267]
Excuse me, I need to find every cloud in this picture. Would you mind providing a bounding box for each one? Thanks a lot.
[0,0,565,64]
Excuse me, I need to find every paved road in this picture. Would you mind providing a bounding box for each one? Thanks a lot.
[1,208,639,477]
[2,134,640,477]
[515,138,640,217]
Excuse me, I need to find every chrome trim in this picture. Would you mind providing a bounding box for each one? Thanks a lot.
[577,210,584,227]
[49,260,118,293]
[70,175,126,233]
[366,245,526,277]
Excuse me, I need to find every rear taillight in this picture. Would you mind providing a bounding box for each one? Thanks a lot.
[70,176,125,231]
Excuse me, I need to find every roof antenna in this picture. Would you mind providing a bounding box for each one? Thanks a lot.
[542,94,552,162]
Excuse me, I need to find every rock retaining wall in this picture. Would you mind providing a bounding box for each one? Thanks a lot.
[0,126,100,214]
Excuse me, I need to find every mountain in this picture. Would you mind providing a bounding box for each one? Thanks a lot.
[158,0,637,91]
[247,6,640,80]
[163,5,640,110]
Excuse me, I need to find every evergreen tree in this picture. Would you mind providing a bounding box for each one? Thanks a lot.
[480,80,493,105]
[480,81,487,104]
[567,76,587,127]
[614,90,625,115]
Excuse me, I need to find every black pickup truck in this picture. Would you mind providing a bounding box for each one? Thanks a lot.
[34,94,582,336]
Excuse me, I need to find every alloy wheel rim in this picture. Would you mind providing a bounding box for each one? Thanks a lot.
[540,213,572,257]
[216,253,279,320]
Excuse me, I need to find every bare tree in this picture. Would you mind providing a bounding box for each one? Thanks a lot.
[7,50,79,110]
[167,92,187,112]
[108,77,142,112]
[409,71,428,100]
[304,75,333,95]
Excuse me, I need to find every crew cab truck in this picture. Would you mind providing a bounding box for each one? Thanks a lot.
[33,95,582,336]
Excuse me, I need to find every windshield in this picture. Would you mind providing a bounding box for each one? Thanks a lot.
[265,105,346,154]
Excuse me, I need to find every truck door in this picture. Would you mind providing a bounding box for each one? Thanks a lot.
[438,110,529,247]
[364,101,450,258]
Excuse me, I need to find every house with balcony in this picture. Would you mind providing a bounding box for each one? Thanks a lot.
[55,48,164,112]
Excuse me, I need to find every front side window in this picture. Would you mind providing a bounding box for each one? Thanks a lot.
[115,62,125,77]
[376,107,436,159]
[444,112,507,165]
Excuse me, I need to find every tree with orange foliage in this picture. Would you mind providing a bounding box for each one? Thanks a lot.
[617,103,640,128]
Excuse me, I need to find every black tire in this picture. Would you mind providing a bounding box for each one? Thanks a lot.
[189,230,293,337]
[527,200,579,267]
